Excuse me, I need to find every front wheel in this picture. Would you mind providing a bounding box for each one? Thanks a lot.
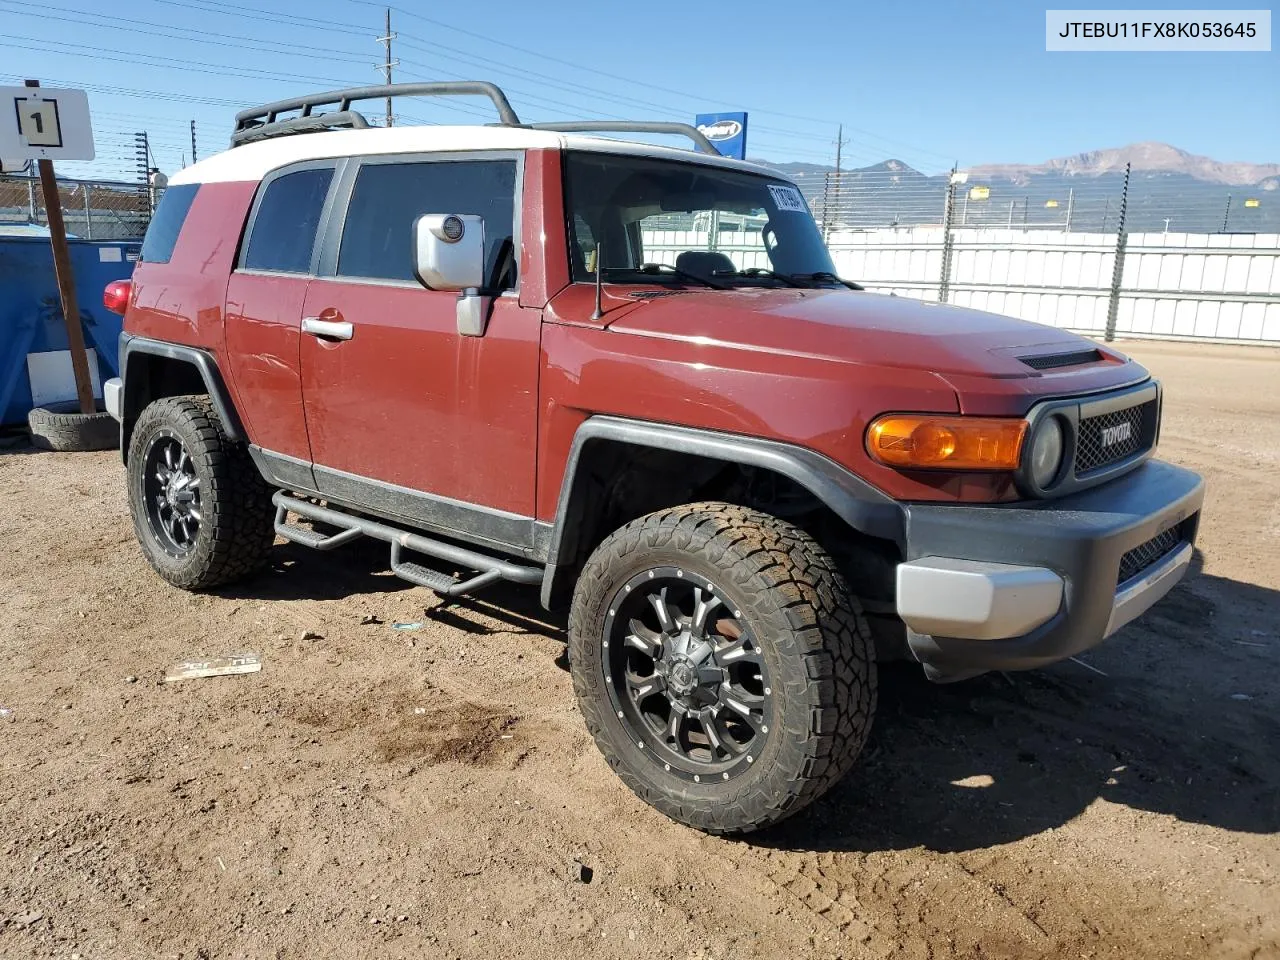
[126,395,274,590]
[568,502,876,834]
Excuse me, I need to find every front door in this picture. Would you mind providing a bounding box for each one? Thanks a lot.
[298,153,540,550]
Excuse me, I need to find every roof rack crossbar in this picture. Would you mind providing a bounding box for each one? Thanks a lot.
[529,121,719,155]
[231,81,521,147]
[231,110,370,146]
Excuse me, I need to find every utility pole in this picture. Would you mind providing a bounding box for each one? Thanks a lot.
[377,8,397,126]
[190,120,198,163]
[830,124,847,232]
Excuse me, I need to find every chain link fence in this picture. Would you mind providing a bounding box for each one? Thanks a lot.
[1,173,154,241]
[642,164,1279,344]
[793,167,1276,236]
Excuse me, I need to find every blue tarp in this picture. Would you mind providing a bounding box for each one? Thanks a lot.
[0,236,140,424]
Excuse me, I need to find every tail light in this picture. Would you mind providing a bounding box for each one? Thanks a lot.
[103,279,131,316]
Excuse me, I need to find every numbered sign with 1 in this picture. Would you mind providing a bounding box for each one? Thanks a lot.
[0,86,95,161]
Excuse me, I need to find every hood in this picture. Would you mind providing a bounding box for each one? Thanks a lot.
[597,287,1130,381]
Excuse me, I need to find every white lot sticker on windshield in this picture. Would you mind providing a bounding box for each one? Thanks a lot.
[768,184,808,213]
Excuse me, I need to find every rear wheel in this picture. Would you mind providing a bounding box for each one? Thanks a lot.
[569,502,876,834]
[126,395,273,589]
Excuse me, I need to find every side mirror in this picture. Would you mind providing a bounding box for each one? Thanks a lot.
[413,214,490,337]
[413,214,485,290]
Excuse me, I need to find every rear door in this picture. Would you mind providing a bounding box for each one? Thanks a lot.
[223,162,336,480]
[298,152,541,551]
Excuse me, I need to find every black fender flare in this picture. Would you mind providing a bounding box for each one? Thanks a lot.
[119,333,246,447]
[539,416,905,609]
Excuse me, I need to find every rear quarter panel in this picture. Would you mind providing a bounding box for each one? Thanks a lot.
[125,181,255,377]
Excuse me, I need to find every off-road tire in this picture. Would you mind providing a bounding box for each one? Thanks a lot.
[569,502,876,834]
[27,402,118,452]
[127,395,274,590]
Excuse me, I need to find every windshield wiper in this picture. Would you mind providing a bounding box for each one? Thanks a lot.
[603,263,729,290]
[788,271,864,290]
[711,267,806,288]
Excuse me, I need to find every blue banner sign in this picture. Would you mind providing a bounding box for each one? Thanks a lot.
[695,112,748,160]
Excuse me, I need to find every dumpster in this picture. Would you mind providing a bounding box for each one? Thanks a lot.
[0,233,140,425]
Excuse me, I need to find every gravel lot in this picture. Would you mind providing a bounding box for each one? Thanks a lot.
[1,339,1277,960]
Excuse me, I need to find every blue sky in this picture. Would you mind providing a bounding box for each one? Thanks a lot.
[1,0,1275,180]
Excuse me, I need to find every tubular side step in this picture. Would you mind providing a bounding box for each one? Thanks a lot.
[389,544,504,597]
[271,491,542,599]
[274,503,365,550]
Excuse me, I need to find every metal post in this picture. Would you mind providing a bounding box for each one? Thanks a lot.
[134,132,150,218]
[831,124,845,230]
[1104,162,1131,343]
[938,168,958,303]
[26,80,95,414]
[1006,200,1014,228]
[1221,194,1232,233]
[378,8,397,126]
[190,120,198,163]
[1064,187,1073,232]
[27,173,37,222]
[83,184,92,241]
[820,171,832,242]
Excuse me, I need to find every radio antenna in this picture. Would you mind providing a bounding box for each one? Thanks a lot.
[591,243,605,320]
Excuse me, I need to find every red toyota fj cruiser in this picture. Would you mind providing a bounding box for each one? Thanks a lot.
[103,82,1204,833]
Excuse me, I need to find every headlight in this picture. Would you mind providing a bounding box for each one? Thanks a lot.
[1029,417,1065,488]
[866,415,1027,470]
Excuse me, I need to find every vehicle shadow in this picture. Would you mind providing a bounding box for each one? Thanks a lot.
[213,537,415,603]
[755,559,1280,854]
[215,539,568,644]
[217,539,1279,851]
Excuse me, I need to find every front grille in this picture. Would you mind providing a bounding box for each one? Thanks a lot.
[1076,399,1157,474]
[1019,349,1102,370]
[1117,525,1183,585]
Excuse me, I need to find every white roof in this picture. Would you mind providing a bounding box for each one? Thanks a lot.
[168,125,784,185]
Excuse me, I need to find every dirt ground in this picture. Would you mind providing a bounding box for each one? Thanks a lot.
[1,339,1277,960]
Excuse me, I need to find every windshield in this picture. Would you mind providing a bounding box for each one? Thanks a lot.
[563,152,839,287]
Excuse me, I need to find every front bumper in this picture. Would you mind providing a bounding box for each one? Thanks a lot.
[897,460,1203,681]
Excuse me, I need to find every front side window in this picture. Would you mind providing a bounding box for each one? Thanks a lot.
[563,152,838,287]
[242,167,334,273]
[337,159,517,288]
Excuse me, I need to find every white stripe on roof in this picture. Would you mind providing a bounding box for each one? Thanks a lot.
[168,125,784,185]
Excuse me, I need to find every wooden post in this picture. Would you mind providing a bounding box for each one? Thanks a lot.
[26,79,95,414]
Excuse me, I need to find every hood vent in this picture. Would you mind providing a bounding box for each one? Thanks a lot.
[627,290,688,300]
[1019,348,1102,371]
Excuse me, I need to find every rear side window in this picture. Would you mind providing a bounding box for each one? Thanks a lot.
[242,167,334,274]
[139,183,198,264]
[337,160,516,287]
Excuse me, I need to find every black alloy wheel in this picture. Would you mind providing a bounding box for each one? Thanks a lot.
[126,395,273,590]
[603,568,773,783]
[141,430,203,557]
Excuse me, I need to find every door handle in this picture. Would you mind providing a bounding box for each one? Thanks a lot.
[302,317,353,341]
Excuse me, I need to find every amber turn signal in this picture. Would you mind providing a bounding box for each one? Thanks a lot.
[866,415,1027,471]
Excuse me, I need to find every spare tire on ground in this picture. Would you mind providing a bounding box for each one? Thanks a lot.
[27,402,119,452]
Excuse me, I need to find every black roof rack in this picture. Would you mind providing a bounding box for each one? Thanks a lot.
[228,82,726,158]
[230,81,522,147]
[529,121,718,155]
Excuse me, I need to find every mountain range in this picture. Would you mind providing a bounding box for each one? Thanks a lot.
[763,142,1278,233]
